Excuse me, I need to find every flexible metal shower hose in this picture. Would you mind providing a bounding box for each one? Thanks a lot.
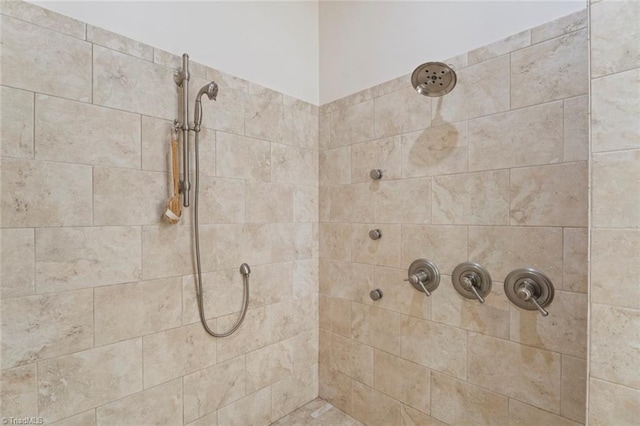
[193,131,249,337]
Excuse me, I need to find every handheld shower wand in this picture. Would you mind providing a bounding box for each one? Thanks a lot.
[194,82,218,132]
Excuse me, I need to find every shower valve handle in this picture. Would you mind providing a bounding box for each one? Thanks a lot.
[404,271,431,296]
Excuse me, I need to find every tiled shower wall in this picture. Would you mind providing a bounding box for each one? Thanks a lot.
[587,0,640,424]
[318,10,589,426]
[0,1,319,425]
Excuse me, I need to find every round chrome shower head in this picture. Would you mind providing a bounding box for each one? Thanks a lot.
[411,62,457,97]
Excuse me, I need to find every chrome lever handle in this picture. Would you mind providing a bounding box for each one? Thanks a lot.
[516,280,549,316]
[404,271,431,296]
[461,276,485,304]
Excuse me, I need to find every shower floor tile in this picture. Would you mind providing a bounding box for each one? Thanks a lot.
[271,398,363,426]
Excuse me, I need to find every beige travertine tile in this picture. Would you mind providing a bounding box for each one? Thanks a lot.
[401,316,467,379]
[1,289,93,369]
[0,16,91,101]
[215,307,270,362]
[328,333,374,385]
[247,262,293,309]
[143,322,217,388]
[293,186,318,223]
[468,30,530,65]
[591,229,640,309]
[93,46,176,119]
[351,136,402,183]
[293,259,318,297]
[431,372,509,425]
[87,25,153,60]
[320,223,351,261]
[375,73,411,97]
[271,223,313,262]
[375,178,430,224]
[320,295,351,336]
[1,158,92,227]
[401,225,467,274]
[319,113,331,151]
[510,290,587,358]
[431,55,509,124]
[401,122,468,178]
[142,224,213,280]
[592,69,640,152]
[182,269,244,324]
[531,9,587,43]
[141,116,177,173]
[215,224,271,268]
[561,355,586,423]
[509,162,588,227]
[590,304,640,389]
[511,29,587,109]
[592,150,640,228]
[563,95,589,162]
[183,356,245,424]
[268,295,318,345]
[562,228,588,293]
[468,226,563,287]
[35,95,140,168]
[373,266,431,319]
[50,410,96,426]
[93,167,168,226]
[186,411,217,426]
[318,364,352,414]
[216,132,271,181]
[591,0,640,77]
[271,365,317,421]
[319,185,330,222]
[245,94,291,144]
[36,226,141,292]
[374,350,430,413]
[351,224,401,268]
[351,381,401,426]
[38,339,142,422]
[207,67,250,92]
[249,82,283,102]
[0,0,85,38]
[272,144,317,185]
[0,364,37,418]
[374,87,431,138]
[468,333,561,413]
[431,278,510,339]
[433,170,509,225]
[351,303,401,355]
[217,386,272,426]
[94,277,181,345]
[1,228,34,298]
[328,184,373,224]
[96,379,182,426]
[468,101,563,171]
[319,259,374,304]
[1,86,33,158]
[320,146,351,185]
[293,108,318,150]
[330,100,373,147]
[284,95,318,115]
[245,181,293,223]
[401,404,446,426]
[588,378,640,426]
[196,176,245,223]
[508,400,580,426]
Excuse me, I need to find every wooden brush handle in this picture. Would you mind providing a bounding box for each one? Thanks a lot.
[171,135,179,196]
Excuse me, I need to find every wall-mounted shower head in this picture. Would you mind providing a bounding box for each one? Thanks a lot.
[194,81,218,131]
[411,62,457,97]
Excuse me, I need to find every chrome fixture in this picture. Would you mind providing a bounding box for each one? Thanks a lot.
[194,82,218,132]
[370,169,383,180]
[174,54,191,207]
[370,289,383,301]
[404,259,440,296]
[411,62,457,97]
[504,268,555,317]
[369,229,382,240]
[452,262,492,304]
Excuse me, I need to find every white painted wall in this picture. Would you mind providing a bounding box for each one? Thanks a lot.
[319,1,586,104]
[33,1,585,105]
[33,1,320,104]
